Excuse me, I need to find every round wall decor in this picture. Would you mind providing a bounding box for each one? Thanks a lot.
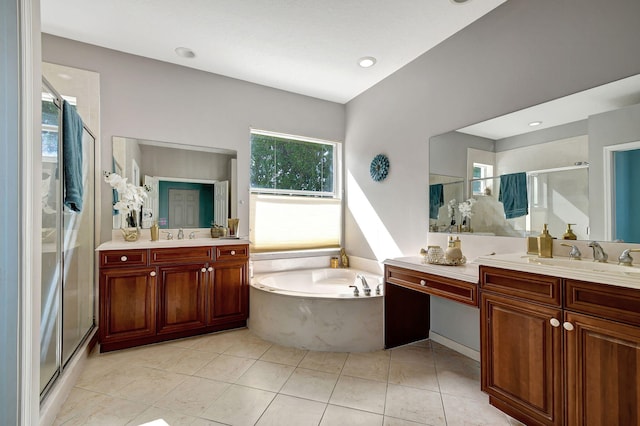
[370,154,390,182]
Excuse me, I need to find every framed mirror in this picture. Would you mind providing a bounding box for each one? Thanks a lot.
[111,136,237,229]
[429,73,640,243]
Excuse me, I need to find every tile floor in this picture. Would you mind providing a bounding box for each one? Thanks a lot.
[54,328,522,426]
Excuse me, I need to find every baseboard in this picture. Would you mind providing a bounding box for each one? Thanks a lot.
[39,328,98,426]
[429,331,480,362]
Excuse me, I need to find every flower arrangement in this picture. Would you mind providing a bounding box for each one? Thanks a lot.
[458,197,477,229]
[103,171,148,240]
[447,199,457,227]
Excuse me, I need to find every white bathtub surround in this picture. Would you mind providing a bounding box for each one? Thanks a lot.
[249,268,384,352]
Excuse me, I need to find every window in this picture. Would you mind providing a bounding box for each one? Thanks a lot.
[250,130,342,252]
[472,163,494,196]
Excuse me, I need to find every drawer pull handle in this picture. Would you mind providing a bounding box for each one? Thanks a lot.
[420,279,426,286]
[230,250,236,255]
[201,268,207,273]
[563,322,575,331]
[549,318,560,327]
[150,271,156,277]
[208,266,213,272]
[121,255,128,262]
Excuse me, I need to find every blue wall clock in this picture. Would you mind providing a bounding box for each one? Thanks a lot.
[370,154,390,182]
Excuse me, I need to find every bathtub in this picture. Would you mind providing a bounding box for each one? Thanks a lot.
[249,268,384,352]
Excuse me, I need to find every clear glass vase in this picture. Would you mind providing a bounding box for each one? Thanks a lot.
[121,211,140,242]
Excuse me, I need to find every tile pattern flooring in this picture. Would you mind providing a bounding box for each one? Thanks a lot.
[54,328,522,425]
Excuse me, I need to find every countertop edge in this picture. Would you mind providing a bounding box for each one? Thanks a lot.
[96,238,250,251]
[383,257,479,284]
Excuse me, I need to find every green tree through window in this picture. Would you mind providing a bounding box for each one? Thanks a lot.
[251,133,334,194]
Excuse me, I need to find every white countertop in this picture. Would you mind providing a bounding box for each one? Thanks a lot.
[383,256,480,284]
[476,252,640,290]
[97,237,249,251]
[385,253,640,290]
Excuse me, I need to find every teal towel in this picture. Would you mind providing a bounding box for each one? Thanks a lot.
[62,100,84,212]
[498,172,528,219]
[429,184,444,220]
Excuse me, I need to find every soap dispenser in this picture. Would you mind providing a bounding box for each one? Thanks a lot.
[537,224,553,258]
[150,221,160,241]
[562,223,577,240]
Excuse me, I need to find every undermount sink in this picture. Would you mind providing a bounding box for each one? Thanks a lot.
[527,257,640,276]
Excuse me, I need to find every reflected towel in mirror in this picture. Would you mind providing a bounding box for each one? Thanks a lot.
[429,183,444,220]
[498,172,528,219]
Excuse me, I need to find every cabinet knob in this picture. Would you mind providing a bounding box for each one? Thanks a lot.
[563,322,575,331]
[230,250,236,255]
[201,267,207,273]
[121,255,128,262]
[150,271,156,277]
[549,318,560,327]
[419,279,426,286]
[208,266,213,272]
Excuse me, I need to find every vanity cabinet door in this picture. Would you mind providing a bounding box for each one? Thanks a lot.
[481,292,563,426]
[99,267,157,345]
[156,263,207,334]
[207,259,248,326]
[565,311,640,426]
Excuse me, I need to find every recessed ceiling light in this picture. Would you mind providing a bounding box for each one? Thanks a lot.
[529,121,543,127]
[175,47,195,58]
[358,57,377,68]
[450,0,471,4]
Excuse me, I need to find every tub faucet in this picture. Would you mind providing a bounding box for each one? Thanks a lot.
[357,274,371,296]
[349,285,360,297]
[587,241,608,263]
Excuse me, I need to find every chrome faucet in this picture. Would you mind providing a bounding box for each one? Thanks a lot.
[587,241,608,263]
[348,285,360,297]
[177,228,184,240]
[357,274,371,296]
[618,248,640,266]
[560,243,582,260]
[188,231,196,239]
[163,231,173,240]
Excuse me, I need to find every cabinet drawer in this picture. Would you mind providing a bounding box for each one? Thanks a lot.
[150,246,213,265]
[565,279,640,327]
[385,265,478,306]
[216,245,249,261]
[100,250,148,268]
[480,266,561,307]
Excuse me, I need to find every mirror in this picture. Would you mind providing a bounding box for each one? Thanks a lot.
[111,136,237,229]
[429,74,640,243]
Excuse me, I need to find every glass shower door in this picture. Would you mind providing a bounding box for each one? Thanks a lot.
[40,85,62,393]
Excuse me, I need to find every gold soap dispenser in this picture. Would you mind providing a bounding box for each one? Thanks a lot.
[537,224,553,258]
[562,223,577,240]
[150,221,160,241]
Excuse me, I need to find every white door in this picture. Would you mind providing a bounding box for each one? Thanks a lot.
[169,189,200,228]
[214,180,229,227]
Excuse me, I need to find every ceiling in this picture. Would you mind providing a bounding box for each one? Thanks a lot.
[40,0,506,104]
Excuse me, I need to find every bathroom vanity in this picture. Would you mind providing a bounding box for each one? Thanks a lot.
[385,252,640,425]
[478,255,640,426]
[97,238,249,352]
[383,257,478,348]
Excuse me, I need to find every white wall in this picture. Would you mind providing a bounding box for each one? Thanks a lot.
[42,35,346,243]
[345,0,640,349]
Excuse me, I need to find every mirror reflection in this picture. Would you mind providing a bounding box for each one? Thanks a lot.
[111,137,237,229]
[429,74,640,243]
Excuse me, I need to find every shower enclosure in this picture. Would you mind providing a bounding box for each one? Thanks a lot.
[40,78,96,398]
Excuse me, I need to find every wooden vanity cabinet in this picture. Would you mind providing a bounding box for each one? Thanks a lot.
[99,244,249,352]
[384,264,477,349]
[480,273,563,426]
[480,266,640,426]
[99,262,157,347]
[152,246,213,335]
